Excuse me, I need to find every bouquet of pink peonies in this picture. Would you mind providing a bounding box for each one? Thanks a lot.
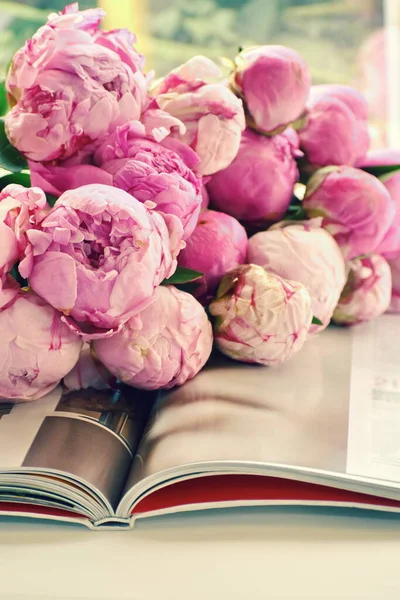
[0,3,398,403]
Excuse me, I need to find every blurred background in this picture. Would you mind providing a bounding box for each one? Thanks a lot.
[0,0,399,147]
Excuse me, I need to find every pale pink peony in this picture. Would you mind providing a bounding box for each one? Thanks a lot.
[207,128,299,225]
[333,255,391,325]
[374,172,400,259]
[178,209,248,303]
[0,289,82,402]
[209,264,312,366]
[6,4,147,162]
[94,285,213,390]
[0,184,49,276]
[21,184,184,339]
[303,166,395,260]
[63,343,110,391]
[387,254,400,313]
[247,219,346,333]
[299,85,370,169]
[230,45,311,135]
[151,55,245,176]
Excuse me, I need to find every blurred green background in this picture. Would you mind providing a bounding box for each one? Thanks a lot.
[0,0,383,83]
[147,0,383,85]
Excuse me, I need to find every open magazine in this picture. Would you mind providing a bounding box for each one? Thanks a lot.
[1,314,400,529]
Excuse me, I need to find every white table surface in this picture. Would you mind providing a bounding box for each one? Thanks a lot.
[1,506,400,600]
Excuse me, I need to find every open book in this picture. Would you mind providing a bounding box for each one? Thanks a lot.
[1,315,400,529]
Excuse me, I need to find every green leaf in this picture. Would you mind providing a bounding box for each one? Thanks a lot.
[0,81,8,117]
[161,267,203,285]
[312,316,323,326]
[0,171,30,190]
[216,272,239,298]
[285,206,307,221]
[10,264,28,288]
[46,194,58,207]
[361,164,400,178]
[0,119,28,173]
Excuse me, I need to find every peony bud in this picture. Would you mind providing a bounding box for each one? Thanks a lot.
[333,255,391,325]
[178,209,248,304]
[209,264,312,366]
[374,171,400,259]
[303,166,395,260]
[299,85,370,169]
[230,45,311,135]
[207,128,299,225]
[387,254,400,313]
[247,219,346,333]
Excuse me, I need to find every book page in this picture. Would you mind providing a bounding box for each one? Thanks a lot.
[0,388,62,469]
[123,316,400,499]
[124,324,353,493]
[346,315,400,483]
[0,387,154,509]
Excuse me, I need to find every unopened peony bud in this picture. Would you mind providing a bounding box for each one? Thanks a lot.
[209,264,312,366]
[303,166,394,260]
[333,255,391,325]
[178,209,248,303]
[247,219,346,333]
[299,85,370,169]
[207,128,299,225]
[230,45,311,135]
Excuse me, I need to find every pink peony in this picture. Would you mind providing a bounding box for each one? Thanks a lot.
[333,255,391,325]
[247,219,346,333]
[30,124,203,241]
[209,264,312,366]
[299,85,370,169]
[0,184,49,276]
[28,110,190,195]
[94,124,202,240]
[6,4,147,162]
[0,289,82,402]
[230,45,311,135]
[29,160,114,198]
[94,285,213,390]
[21,184,184,339]
[303,166,395,260]
[200,185,210,210]
[0,274,20,311]
[151,55,245,176]
[178,210,248,303]
[207,128,299,225]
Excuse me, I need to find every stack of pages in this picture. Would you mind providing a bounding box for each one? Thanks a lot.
[0,315,399,529]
